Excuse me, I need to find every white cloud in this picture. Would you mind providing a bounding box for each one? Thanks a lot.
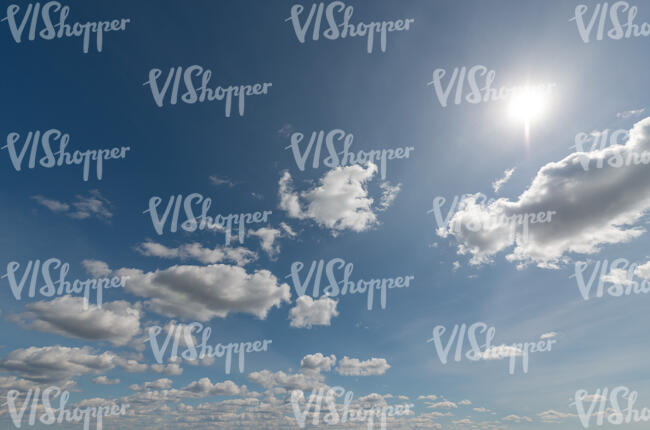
[92,376,120,385]
[336,356,390,376]
[82,259,112,277]
[135,240,256,265]
[440,117,650,268]
[428,400,457,409]
[616,108,645,119]
[115,263,291,322]
[300,353,336,373]
[418,395,438,401]
[209,175,236,187]
[634,261,650,279]
[481,344,523,360]
[182,378,241,396]
[280,222,297,237]
[540,331,557,339]
[248,227,282,258]
[247,370,324,392]
[378,181,401,211]
[151,362,183,376]
[30,195,69,212]
[279,164,390,233]
[0,346,146,383]
[289,296,339,328]
[503,414,532,423]
[32,190,113,221]
[492,167,516,193]
[20,297,141,346]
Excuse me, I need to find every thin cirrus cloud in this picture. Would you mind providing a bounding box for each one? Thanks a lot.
[439,117,650,269]
[135,240,257,265]
[31,189,113,221]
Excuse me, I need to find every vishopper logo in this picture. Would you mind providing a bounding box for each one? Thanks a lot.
[145,321,272,375]
[286,1,414,53]
[571,258,650,300]
[285,129,414,180]
[428,193,556,244]
[3,387,129,430]
[3,129,130,181]
[143,193,272,246]
[290,386,413,429]
[143,65,271,116]
[571,2,650,43]
[427,65,556,108]
[2,1,130,53]
[1,258,128,309]
[573,386,650,427]
[571,128,650,170]
[287,258,414,311]
[427,322,557,375]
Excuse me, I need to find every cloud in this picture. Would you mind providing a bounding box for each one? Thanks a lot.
[19,297,141,346]
[616,108,645,119]
[279,164,393,233]
[427,400,457,409]
[248,227,282,258]
[82,259,112,277]
[289,296,339,328]
[280,222,297,237]
[130,378,173,391]
[115,263,291,322]
[378,182,401,211]
[635,261,650,279]
[247,370,324,391]
[0,346,146,383]
[300,353,336,373]
[209,175,236,187]
[439,117,650,268]
[181,378,242,396]
[32,190,113,221]
[502,414,532,423]
[481,345,523,360]
[151,362,183,376]
[336,356,390,376]
[418,395,438,401]
[540,331,558,339]
[537,409,574,422]
[135,240,257,266]
[93,376,120,385]
[492,168,516,193]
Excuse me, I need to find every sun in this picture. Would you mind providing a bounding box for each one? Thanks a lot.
[508,86,549,124]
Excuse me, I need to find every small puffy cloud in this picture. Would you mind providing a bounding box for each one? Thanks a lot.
[289,296,339,328]
[279,164,393,233]
[151,362,183,376]
[130,378,173,391]
[428,400,457,409]
[300,353,336,373]
[92,376,120,385]
[418,395,438,401]
[503,414,532,423]
[20,297,141,346]
[182,378,241,396]
[248,227,282,258]
[82,259,112,277]
[336,356,390,376]
[537,410,574,422]
[135,240,256,266]
[247,370,324,392]
[115,263,291,322]
[634,261,650,279]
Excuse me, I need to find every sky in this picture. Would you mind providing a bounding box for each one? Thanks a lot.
[1,0,650,429]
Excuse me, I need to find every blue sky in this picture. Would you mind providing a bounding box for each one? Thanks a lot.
[2,0,650,429]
